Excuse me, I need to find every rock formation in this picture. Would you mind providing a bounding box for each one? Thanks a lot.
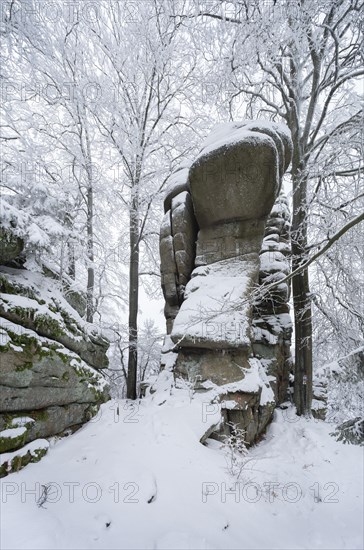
[0,229,109,476]
[160,120,293,444]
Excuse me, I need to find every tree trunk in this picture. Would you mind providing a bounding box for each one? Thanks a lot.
[86,184,94,323]
[292,264,313,415]
[126,193,139,400]
[68,241,76,280]
[291,166,313,415]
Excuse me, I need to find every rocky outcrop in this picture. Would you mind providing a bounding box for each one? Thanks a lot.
[160,120,293,445]
[0,268,107,370]
[252,195,293,405]
[42,263,87,318]
[0,238,109,475]
[160,188,198,333]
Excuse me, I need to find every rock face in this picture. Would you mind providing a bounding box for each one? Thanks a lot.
[160,120,293,444]
[252,195,293,405]
[0,242,109,475]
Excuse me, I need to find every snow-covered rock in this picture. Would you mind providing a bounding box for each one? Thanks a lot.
[0,264,109,473]
[159,120,293,444]
[252,193,293,404]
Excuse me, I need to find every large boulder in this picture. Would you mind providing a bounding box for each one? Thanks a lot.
[189,120,291,228]
[0,319,107,412]
[0,266,109,475]
[0,267,108,370]
[159,120,293,445]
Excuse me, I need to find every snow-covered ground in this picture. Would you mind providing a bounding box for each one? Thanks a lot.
[1,385,363,550]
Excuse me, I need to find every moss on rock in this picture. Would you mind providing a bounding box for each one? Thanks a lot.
[0,427,28,453]
[0,267,109,468]
[0,440,49,477]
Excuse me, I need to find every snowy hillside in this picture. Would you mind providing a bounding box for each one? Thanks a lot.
[1,386,363,550]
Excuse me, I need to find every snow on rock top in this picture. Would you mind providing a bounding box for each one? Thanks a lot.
[0,316,108,393]
[165,162,191,191]
[1,292,66,326]
[196,127,273,163]
[171,257,255,349]
[195,119,292,167]
[260,251,290,275]
[209,357,275,407]
[0,265,105,340]
[163,120,292,214]
[270,197,291,220]
[0,426,27,439]
[0,199,29,235]
[10,417,35,427]
[163,162,191,212]
[171,190,190,210]
[0,438,49,467]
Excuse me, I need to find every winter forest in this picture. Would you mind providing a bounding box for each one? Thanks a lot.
[0,0,363,549]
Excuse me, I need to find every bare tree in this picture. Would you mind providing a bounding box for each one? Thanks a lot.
[88,0,202,398]
[1,1,103,321]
